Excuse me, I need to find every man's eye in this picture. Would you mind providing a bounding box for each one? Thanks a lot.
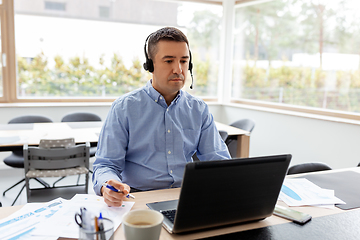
[165,60,173,63]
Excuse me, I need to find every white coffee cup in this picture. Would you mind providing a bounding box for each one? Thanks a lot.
[122,209,163,240]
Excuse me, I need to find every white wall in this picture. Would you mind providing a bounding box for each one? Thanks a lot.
[1,103,359,170]
[220,104,360,169]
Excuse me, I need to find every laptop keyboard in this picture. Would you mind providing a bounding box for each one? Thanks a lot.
[160,209,176,223]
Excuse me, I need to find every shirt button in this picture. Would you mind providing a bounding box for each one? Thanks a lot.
[167,129,170,133]
[168,150,171,154]
[155,99,158,102]
[160,96,163,99]
[170,170,173,174]
[167,109,169,112]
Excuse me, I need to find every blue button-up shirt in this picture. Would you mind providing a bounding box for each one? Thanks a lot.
[92,80,230,195]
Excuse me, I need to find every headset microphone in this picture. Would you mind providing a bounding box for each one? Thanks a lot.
[189,53,193,90]
[189,68,194,89]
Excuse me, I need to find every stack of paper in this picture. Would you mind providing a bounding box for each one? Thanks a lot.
[0,194,134,240]
[279,178,345,207]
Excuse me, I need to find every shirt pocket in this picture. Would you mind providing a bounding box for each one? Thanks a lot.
[181,129,200,154]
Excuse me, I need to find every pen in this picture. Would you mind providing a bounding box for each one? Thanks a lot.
[102,182,135,199]
[98,213,106,240]
[94,216,99,240]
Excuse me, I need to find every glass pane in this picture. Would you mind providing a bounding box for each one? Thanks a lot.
[232,0,360,113]
[14,0,221,98]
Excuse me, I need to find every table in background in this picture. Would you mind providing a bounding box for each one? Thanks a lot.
[215,122,250,158]
[0,121,250,158]
[0,122,102,152]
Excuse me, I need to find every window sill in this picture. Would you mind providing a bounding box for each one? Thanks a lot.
[0,102,113,108]
[226,101,360,126]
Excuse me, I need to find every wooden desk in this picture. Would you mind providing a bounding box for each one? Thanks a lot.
[0,121,250,158]
[1,168,359,240]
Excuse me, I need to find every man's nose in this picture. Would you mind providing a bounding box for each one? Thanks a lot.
[173,62,182,74]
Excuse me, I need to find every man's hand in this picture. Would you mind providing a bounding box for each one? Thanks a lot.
[101,179,131,207]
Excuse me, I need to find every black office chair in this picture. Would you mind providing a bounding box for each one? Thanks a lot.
[3,115,53,205]
[61,112,102,122]
[218,130,228,142]
[61,112,102,157]
[287,162,332,175]
[225,119,255,158]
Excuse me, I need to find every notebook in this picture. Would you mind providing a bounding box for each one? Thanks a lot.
[146,154,292,234]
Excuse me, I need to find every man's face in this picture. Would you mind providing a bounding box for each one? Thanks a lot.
[151,40,190,98]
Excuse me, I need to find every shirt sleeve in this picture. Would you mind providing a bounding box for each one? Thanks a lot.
[92,101,128,195]
[196,105,231,161]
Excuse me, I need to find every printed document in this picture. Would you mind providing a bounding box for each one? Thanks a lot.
[0,194,134,240]
[279,178,345,207]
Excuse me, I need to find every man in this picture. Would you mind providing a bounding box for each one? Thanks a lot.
[92,27,230,207]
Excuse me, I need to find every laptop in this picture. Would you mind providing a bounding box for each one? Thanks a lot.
[146,154,291,234]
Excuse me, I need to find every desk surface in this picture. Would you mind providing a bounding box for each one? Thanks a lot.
[2,168,357,240]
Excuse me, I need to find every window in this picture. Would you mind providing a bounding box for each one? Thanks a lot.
[7,0,221,101]
[232,0,360,114]
[44,1,66,11]
[99,6,110,18]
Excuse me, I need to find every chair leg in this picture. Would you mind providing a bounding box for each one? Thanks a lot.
[3,178,25,196]
[52,177,66,187]
[11,184,26,206]
[34,178,51,188]
[76,175,81,185]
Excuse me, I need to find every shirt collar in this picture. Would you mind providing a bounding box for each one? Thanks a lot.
[145,79,182,105]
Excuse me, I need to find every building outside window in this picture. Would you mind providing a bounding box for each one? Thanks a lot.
[99,6,110,18]
[44,1,66,11]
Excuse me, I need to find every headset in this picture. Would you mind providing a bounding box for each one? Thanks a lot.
[143,33,194,89]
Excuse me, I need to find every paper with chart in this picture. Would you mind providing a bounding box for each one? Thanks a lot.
[0,198,67,240]
[31,194,134,238]
[279,178,346,207]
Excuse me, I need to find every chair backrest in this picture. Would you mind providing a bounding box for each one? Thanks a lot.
[8,115,53,124]
[230,119,255,133]
[219,130,228,141]
[61,112,101,122]
[39,138,75,149]
[8,115,53,156]
[287,162,332,175]
[24,142,90,172]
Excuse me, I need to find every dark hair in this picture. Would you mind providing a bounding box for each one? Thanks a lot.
[147,27,189,60]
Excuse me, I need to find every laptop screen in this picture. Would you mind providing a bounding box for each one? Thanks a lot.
[149,154,292,234]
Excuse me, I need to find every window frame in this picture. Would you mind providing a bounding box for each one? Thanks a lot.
[0,0,17,103]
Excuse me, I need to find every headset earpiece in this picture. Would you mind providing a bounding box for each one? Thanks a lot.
[143,34,154,72]
[143,59,154,72]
